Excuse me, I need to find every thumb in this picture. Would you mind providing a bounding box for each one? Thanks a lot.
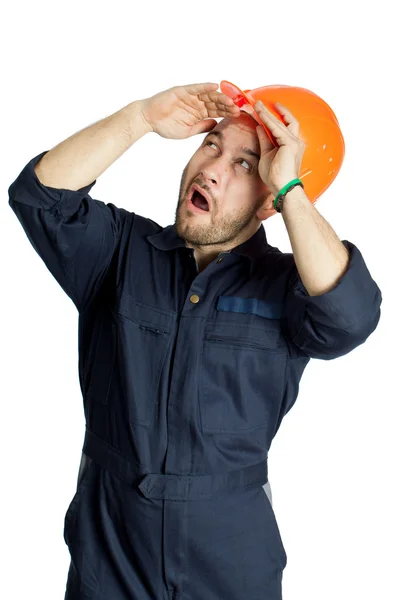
[189,119,218,137]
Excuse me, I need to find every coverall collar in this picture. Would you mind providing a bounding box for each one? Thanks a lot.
[147,222,271,262]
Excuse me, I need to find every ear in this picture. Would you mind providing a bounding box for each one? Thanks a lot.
[256,191,276,221]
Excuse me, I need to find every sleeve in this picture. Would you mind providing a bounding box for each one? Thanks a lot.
[8,150,126,314]
[283,240,382,360]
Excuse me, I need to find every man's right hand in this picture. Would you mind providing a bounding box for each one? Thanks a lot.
[138,82,241,140]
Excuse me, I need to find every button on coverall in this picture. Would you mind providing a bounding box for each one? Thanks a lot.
[8,151,382,600]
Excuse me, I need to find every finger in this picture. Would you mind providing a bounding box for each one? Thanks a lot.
[182,88,241,122]
[207,107,241,119]
[197,91,239,108]
[200,101,241,119]
[206,102,241,115]
[256,125,275,155]
[255,124,269,146]
[189,119,218,136]
[255,101,287,129]
[200,98,240,112]
[187,91,240,119]
[274,102,300,136]
[179,100,235,124]
[256,101,300,138]
[189,101,239,120]
[184,83,219,94]
[255,102,293,145]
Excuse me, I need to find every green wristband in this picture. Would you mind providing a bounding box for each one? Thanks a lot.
[273,178,304,212]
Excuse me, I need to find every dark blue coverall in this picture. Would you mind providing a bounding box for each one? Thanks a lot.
[8,151,382,600]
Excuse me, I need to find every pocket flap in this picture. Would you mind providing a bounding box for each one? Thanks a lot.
[114,295,175,333]
[205,321,284,349]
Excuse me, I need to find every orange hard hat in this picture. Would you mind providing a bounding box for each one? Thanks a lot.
[220,80,345,205]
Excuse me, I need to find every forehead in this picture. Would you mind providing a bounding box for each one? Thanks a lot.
[212,110,259,142]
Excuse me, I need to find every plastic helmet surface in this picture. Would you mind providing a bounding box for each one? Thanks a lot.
[220,80,345,204]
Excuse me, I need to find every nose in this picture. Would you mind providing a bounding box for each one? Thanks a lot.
[201,160,226,187]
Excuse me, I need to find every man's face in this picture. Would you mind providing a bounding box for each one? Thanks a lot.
[174,110,275,251]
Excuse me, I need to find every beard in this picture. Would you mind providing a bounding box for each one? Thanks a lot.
[174,165,266,249]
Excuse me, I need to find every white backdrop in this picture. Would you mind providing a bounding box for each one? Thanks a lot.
[1,1,398,598]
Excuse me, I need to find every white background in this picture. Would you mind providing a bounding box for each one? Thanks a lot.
[1,1,399,598]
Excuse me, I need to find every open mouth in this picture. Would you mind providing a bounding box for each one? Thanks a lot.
[190,189,210,211]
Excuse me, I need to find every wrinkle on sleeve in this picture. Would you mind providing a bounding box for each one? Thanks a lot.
[283,240,382,360]
[8,150,127,313]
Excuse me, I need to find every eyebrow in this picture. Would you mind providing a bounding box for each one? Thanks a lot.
[204,130,260,161]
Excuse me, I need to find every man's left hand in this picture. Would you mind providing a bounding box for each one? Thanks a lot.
[254,100,306,200]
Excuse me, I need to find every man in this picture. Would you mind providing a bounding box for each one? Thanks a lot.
[8,82,382,600]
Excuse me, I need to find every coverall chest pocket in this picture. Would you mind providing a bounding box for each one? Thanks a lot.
[200,319,287,433]
[113,297,175,426]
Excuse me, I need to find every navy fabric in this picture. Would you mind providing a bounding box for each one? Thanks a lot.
[217,296,283,319]
[8,150,382,599]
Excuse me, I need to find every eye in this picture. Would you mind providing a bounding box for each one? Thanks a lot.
[237,158,253,171]
[204,141,253,172]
